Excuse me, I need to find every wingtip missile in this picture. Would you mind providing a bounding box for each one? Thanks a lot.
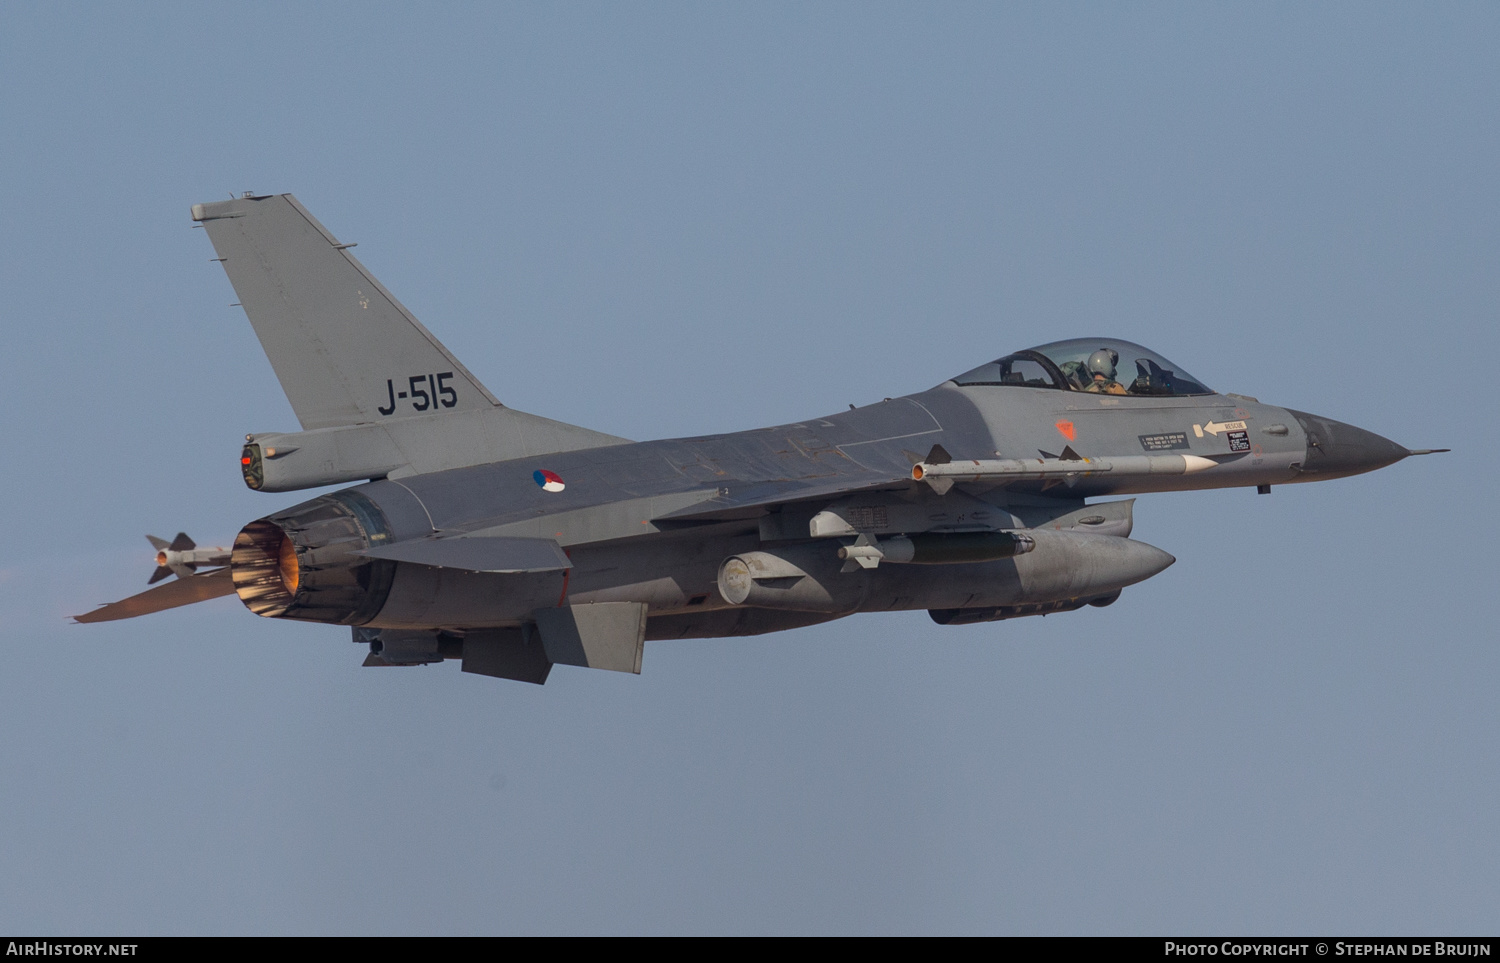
[143,533,231,583]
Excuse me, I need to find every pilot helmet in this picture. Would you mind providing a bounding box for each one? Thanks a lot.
[1087,348,1119,380]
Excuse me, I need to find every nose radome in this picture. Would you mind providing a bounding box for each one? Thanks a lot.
[1286,409,1411,479]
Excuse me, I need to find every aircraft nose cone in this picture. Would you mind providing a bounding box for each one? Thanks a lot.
[1286,409,1410,479]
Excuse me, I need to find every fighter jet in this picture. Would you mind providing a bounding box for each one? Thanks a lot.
[75,193,1445,684]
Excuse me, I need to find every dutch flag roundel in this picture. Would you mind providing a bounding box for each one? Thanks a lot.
[533,469,566,493]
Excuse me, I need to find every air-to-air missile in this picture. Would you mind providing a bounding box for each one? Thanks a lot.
[146,533,231,584]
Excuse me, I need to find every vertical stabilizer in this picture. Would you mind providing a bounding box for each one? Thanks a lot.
[193,194,500,430]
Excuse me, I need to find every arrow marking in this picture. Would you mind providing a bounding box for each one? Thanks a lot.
[1193,419,1247,438]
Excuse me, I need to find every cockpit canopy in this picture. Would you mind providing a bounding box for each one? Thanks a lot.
[951,338,1213,397]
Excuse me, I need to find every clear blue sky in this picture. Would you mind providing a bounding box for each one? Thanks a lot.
[1,3,1495,934]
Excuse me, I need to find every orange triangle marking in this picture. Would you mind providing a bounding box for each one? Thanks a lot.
[1055,420,1076,441]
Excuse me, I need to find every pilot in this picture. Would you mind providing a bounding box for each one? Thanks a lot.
[1082,348,1127,395]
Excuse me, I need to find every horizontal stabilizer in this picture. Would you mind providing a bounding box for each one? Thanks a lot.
[74,567,236,623]
[357,536,572,573]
